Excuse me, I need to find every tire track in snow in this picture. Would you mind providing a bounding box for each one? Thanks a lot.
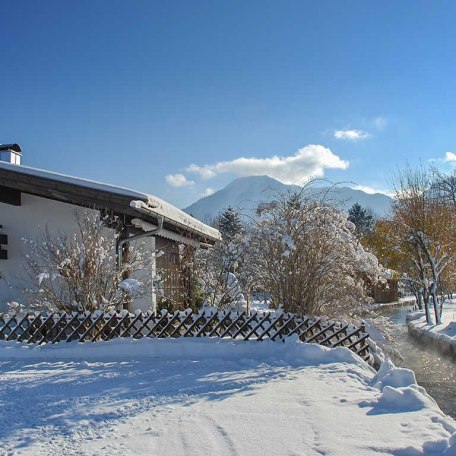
[197,413,239,455]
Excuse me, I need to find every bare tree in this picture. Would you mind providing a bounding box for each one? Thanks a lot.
[430,166,456,206]
[392,166,456,324]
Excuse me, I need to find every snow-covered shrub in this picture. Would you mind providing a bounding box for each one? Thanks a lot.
[5,301,26,316]
[193,186,385,320]
[192,205,270,310]
[194,235,247,309]
[250,188,384,319]
[21,210,152,313]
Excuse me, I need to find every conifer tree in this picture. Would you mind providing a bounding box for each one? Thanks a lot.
[348,203,374,238]
[218,207,243,240]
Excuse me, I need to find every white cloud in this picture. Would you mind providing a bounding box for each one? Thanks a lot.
[185,145,348,185]
[202,187,215,197]
[444,152,456,162]
[165,173,194,188]
[186,165,217,179]
[351,184,393,197]
[430,152,456,170]
[334,129,370,140]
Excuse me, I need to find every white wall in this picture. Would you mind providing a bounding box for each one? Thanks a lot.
[0,193,155,312]
[0,151,21,165]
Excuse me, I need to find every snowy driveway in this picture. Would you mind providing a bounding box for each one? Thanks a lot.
[0,338,455,455]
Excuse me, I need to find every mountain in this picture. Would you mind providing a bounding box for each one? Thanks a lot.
[184,175,393,222]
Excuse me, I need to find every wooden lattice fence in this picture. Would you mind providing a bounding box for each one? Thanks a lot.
[0,309,372,364]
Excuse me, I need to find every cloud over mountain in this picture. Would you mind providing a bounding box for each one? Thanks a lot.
[185,145,348,185]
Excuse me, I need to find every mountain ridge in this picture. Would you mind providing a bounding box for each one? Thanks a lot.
[184,175,393,223]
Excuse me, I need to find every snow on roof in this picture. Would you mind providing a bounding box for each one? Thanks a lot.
[0,161,221,242]
[131,198,221,242]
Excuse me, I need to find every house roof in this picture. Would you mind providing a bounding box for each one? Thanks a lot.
[0,161,221,245]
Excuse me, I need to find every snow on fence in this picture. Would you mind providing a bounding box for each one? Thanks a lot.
[0,309,372,364]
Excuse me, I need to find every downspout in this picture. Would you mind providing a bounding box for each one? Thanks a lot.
[116,214,164,313]
[116,215,164,270]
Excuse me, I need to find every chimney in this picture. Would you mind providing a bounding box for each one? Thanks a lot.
[0,144,22,165]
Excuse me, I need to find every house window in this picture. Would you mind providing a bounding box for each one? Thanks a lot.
[0,227,7,260]
[0,186,21,206]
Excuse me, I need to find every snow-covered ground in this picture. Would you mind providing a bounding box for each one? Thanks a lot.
[0,338,455,456]
[407,299,456,355]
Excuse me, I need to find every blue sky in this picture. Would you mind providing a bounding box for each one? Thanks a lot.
[2,1,456,207]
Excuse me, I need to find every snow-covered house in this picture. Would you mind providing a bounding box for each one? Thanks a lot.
[0,144,221,312]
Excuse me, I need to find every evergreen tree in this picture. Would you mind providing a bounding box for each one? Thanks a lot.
[348,203,374,237]
[218,207,243,240]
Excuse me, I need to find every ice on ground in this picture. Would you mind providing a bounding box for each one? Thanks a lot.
[0,337,454,455]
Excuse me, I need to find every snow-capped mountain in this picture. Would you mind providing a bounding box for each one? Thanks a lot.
[184,175,393,222]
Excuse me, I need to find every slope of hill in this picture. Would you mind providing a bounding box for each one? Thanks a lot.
[184,175,393,222]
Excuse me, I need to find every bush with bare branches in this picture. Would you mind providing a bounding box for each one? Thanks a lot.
[250,189,383,319]
[20,210,152,313]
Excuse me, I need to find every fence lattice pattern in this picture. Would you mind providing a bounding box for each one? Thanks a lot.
[0,309,371,364]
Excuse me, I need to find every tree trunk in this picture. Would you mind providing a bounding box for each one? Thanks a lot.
[422,291,432,324]
[430,284,442,325]
[416,289,423,310]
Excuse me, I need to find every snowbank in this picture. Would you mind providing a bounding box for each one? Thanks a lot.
[0,335,368,368]
[407,300,456,358]
[0,337,455,455]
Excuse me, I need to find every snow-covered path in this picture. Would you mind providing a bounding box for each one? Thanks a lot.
[0,338,455,455]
